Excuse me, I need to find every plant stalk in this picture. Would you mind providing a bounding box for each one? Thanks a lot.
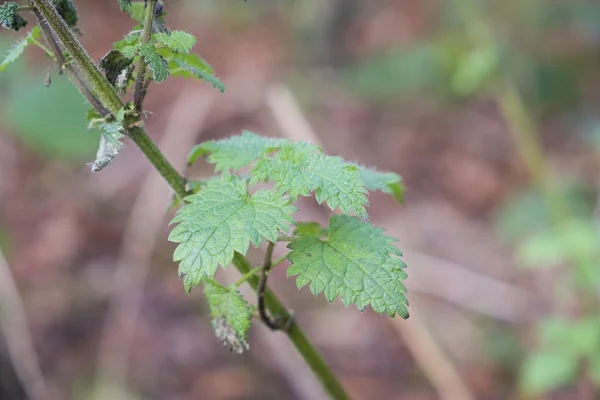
[30,0,188,198]
[32,1,350,398]
[133,0,156,111]
[258,241,279,330]
[233,253,351,400]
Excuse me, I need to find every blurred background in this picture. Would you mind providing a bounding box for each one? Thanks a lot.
[2,0,600,399]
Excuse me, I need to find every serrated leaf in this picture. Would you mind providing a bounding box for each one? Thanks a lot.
[188,130,286,168]
[356,165,405,203]
[169,172,296,292]
[170,53,225,92]
[1,26,41,72]
[88,121,125,172]
[287,215,408,318]
[251,142,369,218]
[114,30,141,58]
[0,2,27,31]
[204,278,251,353]
[139,43,169,83]
[154,30,196,54]
[99,49,133,86]
[126,2,145,22]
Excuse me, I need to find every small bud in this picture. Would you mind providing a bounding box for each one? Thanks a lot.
[0,2,28,32]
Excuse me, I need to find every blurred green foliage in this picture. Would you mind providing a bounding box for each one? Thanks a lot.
[4,77,98,158]
[0,35,98,159]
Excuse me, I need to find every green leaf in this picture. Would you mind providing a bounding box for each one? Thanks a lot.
[356,164,405,203]
[191,132,408,218]
[188,130,286,168]
[287,215,409,318]
[154,30,196,54]
[169,172,296,292]
[0,2,27,31]
[5,76,98,158]
[118,0,132,12]
[99,50,133,86]
[518,220,600,270]
[1,26,41,72]
[521,350,578,394]
[88,121,125,172]
[204,278,251,353]
[169,52,225,92]
[251,142,369,218]
[126,2,145,22]
[126,1,168,33]
[451,46,499,96]
[114,31,141,59]
[139,43,169,83]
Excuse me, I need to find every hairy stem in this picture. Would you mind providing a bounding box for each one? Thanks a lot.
[30,0,188,198]
[31,1,350,398]
[30,0,122,113]
[233,266,263,288]
[233,253,350,400]
[133,0,156,111]
[33,7,108,116]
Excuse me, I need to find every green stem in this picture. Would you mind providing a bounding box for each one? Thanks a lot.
[30,0,122,113]
[30,0,188,198]
[33,7,108,116]
[133,0,156,111]
[233,256,288,288]
[29,38,54,59]
[497,83,568,224]
[31,1,349,398]
[272,255,287,268]
[258,241,278,329]
[233,253,350,400]
[233,266,263,288]
[128,126,188,198]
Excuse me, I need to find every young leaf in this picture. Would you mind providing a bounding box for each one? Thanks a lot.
[169,172,296,292]
[251,143,369,218]
[114,31,141,58]
[204,278,251,354]
[139,43,169,83]
[356,165,405,203]
[126,1,168,33]
[0,26,42,72]
[0,2,27,31]
[88,121,125,172]
[168,52,225,92]
[154,30,196,54]
[99,50,133,86]
[188,130,286,168]
[287,215,409,318]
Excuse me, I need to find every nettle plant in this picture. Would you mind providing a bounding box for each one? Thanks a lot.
[1,1,408,398]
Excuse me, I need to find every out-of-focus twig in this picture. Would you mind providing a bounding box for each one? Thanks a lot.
[265,82,476,400]
[393,310,475,400]
[0,250,55,400]
[92,89,214,399]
